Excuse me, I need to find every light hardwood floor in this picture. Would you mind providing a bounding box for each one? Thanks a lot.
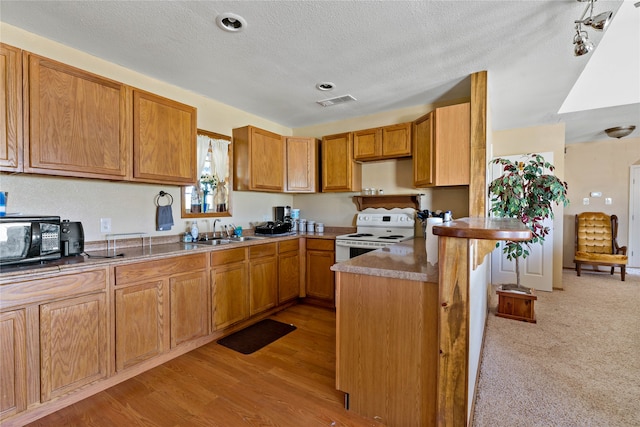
[27,304,383,427]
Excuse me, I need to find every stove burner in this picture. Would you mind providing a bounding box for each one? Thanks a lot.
[379,235,405,240]
[347,233,374,238]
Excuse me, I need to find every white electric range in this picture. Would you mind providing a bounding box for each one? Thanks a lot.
[335,211,415,262]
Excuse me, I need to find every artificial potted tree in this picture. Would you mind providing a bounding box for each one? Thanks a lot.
[489,153,569,293]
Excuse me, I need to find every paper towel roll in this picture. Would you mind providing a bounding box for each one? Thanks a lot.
[425,217,443,264]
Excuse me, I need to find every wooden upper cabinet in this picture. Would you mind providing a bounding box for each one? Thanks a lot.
[354,122,412,161]
[413,102,470,187]
[0,43,22,172]
[321,132,361,192]
[23,53,129,179]
[382,122,412,158]
[353,128,382,160]
[285,136,319,193]
[132,89,197,185]
[233,125,285,192]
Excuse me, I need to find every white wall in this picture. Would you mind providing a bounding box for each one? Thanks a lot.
[563,136,640,267]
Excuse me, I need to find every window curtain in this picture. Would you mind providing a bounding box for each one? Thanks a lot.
[196,135,230,182]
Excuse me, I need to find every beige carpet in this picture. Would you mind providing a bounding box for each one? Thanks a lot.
[472,268,640,427]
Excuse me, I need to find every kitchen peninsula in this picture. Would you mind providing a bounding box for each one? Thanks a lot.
[332,217,531,427]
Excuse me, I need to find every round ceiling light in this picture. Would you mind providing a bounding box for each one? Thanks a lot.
[316,82,335,91]
[216,13,247,32]
[605,126,636,139]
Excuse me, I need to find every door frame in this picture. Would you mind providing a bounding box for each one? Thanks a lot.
[628,165,640,267]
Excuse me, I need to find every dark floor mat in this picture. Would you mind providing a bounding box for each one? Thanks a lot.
[217,319,297,354]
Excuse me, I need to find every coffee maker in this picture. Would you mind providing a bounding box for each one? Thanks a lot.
[274,206,291,222]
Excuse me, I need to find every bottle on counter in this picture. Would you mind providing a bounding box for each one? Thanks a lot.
[190,221,199,241]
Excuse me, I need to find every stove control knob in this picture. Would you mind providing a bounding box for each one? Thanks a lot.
[361,216,370,221]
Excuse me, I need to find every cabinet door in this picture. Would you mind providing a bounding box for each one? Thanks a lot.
[24,53,128,179]
[250,256,278,316]
[132,89,197,185]
[115,281,167,371]
[322,132,361,192]
[433,102,470,186]
[413,112,434,187]
[250,127,284,191]
[170,271,209,348]
[285,136,319,193]
[40,293,108,401]
[382,122,412,158]
[353,128,382,160]
[0,309,26,420]
[306,249,336,303]
[211,262,249,330]
[278,248,300,304]
[0,43,22,172]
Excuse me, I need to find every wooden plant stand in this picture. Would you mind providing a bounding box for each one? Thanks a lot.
[496,289,537,323]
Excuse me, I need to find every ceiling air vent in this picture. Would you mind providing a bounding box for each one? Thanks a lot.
[316,94,357,107]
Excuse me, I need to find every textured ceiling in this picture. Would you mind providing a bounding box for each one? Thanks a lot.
[1,0,638,144]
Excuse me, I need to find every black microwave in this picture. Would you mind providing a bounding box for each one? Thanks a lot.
[0,215,62,266]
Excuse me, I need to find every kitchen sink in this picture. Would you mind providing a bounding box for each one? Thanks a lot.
[194,238,232,246]
[194,235,266,246]
[229,236,265,242]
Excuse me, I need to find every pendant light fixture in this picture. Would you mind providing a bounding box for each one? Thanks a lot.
[573,0,613,56]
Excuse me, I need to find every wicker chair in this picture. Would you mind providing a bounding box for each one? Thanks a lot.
[574,212,628,281]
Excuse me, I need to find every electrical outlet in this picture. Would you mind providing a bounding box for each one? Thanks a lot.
[100,218,112,233]
[262,214,270,221]
[605,198,612,205]
[583,198,590,205]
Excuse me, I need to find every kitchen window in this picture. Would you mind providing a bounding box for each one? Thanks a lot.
[181,129,232,218]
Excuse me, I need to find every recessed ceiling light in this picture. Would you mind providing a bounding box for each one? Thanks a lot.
[316,82,335,91]
[216,13,247,32]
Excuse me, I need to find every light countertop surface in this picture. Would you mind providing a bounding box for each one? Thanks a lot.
[331,238,438,283]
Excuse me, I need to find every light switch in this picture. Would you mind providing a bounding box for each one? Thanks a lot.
[590,191,602,197]
[583,197,590,205]
[605,198,612,205]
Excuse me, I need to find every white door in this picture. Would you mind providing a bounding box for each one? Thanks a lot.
[490,152,554,291]
[629,165,640,268]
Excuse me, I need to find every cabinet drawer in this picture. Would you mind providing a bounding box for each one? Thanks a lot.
[278,239,299,254]
[211,247,246,266]
[249,243,277,259]
[0,268,107,311]
[115,254,206,285]
[306,238,335,251]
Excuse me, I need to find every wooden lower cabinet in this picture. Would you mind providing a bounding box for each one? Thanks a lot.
[0,309,27,421]
[336,272,439,426]
[40,292,108,401]
[114,253,207,370]
[115,281,167,371]
[170,271,209,347]
[305,238,336,305]
[278,240,301,304]
[249,243,278,316]
[211,247,249,330]
[0,242,312,424]
[0,267,108,423]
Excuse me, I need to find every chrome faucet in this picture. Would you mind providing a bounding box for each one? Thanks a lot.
[212,219,221,238]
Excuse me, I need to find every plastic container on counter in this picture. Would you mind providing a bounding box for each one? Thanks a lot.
[307,220,315,233]
[315,223,324,233]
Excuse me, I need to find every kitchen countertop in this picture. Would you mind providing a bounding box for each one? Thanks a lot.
[0,231,345,281]
[331,238,438,283]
